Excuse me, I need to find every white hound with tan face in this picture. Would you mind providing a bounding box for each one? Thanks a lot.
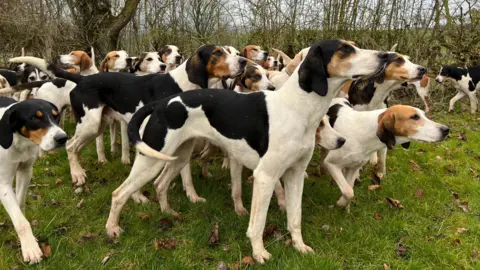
[105,40,389,263]
[100,50,129,72]
[324,98,449,210]
[58,49,98,75]
[159,45,183,71]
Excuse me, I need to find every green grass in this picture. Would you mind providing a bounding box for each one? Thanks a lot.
[1,104,480,269]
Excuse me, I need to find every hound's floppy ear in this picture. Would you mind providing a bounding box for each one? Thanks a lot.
[298,44,328,96]
[134,53,147,72]
[469,80,476,91]
[79,52,92,71]
[377,110,396,150]
[0,107,17,149]
[159,46,168,56]
[401,142,410,149]
[186,46,210,88]
[241,47,248,58]
[100,57,109,72]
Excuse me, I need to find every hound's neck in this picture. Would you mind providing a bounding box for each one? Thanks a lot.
[77,65,99,76]
[367,80,403,110]
[277,71,349,125]
[169,62,221,90]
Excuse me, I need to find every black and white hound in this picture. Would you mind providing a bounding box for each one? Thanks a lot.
[324,98,449,211]
[10,45,247,189]
[0,97,67,263]
[104,40,388,263]
[435,65,480,114]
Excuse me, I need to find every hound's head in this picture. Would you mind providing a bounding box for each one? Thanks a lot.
[375,53,426,83]
[22,65,49,83]
[58,51,93,72]
[315,115,346,150]
[435,66,474,90]
[298,40,389,96]
[159,45,183,69]
[186,45,248,88]
[0,98,67,151]
[224,46,241,56]
[263,56,278,70]
[377,105,449,150]
[134,52,167,74]
[241,45,268,62]
[236,62,275,92]
[100,50,129,72]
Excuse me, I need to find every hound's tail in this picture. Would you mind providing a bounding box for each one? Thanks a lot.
[0,80,51,94]
[272,48,292,66]
[128,102,177,161]
[9,56,83,84]
[90,47,95,65]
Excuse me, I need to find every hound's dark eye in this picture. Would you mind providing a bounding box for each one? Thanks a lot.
[253,74,262,80]
[146,58,153,61]
[410,114,420,120]
[114,55,119,58]
[29,76,35,81]
[213,50,223,56]
[319,121,325,127]
[338,44,354,53]
[252,48,258,51]
[395,57,405,64]
[41,76,48,80]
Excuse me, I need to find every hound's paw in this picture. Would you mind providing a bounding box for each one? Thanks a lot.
[164,208,181,218]
[253,249,272,264]
[97,158,108,164]
[188,195,206,203]
[221,159,229,169]
[293,241,314,254]
[20,237,43,264]
[235,206,249,216]
[278,201,286,212]
[336,196,351,208]
[106,224,124,238]
[121,156,131,165]
[131,193,150,204]
[202,171,213,178]
[369,155,378,166]
[71,169,87,186]
[375,172,384,180]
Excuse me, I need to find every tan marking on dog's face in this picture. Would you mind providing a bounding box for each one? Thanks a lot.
[36,111,43,118]
[66,68,80,74]
[0,78,6,88]
[384,54,410,81]
[378,105,425,137]
[206,47,231,78]
[340,80,352,95]
[419,74,429,87]
[326,40,357,77]
[52,109,58,116]
[21,126,49,144]
[315,120,326,144]
[70,51,93,71]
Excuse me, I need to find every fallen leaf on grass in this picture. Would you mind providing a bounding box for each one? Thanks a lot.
[203,257,213,263]
[242,256,254,265]
[471,249,480,261]
[159,218,173,231]
[458,133,467,141]
[31,220,39,227]
[415,189,424,199]
[409,160,420,171]
[285,239,292,247]
[136,212,152,221]
[41,243,51,258]
[264,224,278,237]
[386,197,404,209]
[102,254,110,265]
[55,179,62,186]
[383,264,389,270]
[436,156,442,161]
[76,198,84,208]
[232,263,240,270]
[455,238,461,245]
[368,185,382,191]
[208,222,219,246]
[396,244,408,257]
[374,213,383,220]
[74,187,83,194]
[215,261,228,270]
[223,245,231,252]
[457,201,470,212]
[154,238,177,250]
[81,233,98,242]
[457,228,468,234]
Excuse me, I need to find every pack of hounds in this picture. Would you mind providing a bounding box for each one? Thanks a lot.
[0,40,478,264]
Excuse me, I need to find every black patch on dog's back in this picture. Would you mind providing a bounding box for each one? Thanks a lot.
[440,66,467,81]
[143,89,270,157]
[0,69,18,86]
[52,78,67,88]
[165,102,188,129]
[327,104,343,127]
[0,97,16,108]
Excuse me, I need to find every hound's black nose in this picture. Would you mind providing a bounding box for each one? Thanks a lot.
[54,133,68,145]
[160,64,166,71]
[274,60,278,66]
[175,55,182,64]
[267,85,276,91]
[440,126,450,137]
[337,138,346,148]
[239,57,247,66]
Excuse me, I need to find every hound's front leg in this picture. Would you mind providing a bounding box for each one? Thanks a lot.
[181,161,206,203]
[0,181,42,263]
[229,157,247,215]
[120,121,131,164]
[283,165,314,254]
[375,147,387,180]
[449,91,466,112]
[16,159,35,214]
[246,168,278,263]
[467,91,477,114]
[324,158,354,208]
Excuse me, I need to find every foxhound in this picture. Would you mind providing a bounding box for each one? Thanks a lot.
[57,48,99,76]
[268,47,310,89]
[435,65,480,114]
[159,45,183,71]
[324,98,449,210]
[0,97,67,263]
[106,40,389,263]
[224,46,241,56]
[11,45,247,191]
[241,45,268,63]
